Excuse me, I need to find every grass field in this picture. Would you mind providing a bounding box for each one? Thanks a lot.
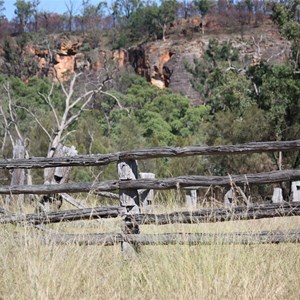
[1,207,300,300]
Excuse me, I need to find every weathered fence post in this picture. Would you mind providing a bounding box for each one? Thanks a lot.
[292,181,300,202]
[224,187,249,207]
[7,139,26,208]
[272,187,283,203]
[185,189,197,209]
[139,172,155,211]
[44,144,78,185]
[118,160,140,258]
[41,144,78,212]
[224,188,234,207]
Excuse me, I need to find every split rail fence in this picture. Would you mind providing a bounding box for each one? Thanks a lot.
[1,140,300,249]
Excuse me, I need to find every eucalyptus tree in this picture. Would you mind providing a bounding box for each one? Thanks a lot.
[14,0,34,33]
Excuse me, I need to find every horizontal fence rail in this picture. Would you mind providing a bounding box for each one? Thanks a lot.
[1,169,300,194]
[0,140,300,169]
[36,230,300,246]
[0,206,125,225]
[127,202,300,225]
[1,202,300,226]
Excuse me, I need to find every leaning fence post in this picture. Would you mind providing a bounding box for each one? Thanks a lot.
[118,160,140,258]
[139,172,155,211]
[185,189,197,209]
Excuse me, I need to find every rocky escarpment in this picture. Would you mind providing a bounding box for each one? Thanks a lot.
[122,21,290,105]
[1,17,290,105]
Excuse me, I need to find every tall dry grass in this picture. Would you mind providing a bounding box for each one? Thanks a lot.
[1,213,300,300]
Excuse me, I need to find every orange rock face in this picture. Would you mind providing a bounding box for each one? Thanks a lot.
[22,18,290,104]
[53,54,75,81]
[112,49,127,67]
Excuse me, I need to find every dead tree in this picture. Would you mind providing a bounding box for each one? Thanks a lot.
[0,82,35,207]
[37,73,104,210]
[1,72,128,211]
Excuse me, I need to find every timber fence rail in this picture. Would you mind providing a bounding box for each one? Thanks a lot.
[1,140,300,170]
[14,230,300,246]
[1,202,300,226]
[1,139,300,248]
[1,169,300,194]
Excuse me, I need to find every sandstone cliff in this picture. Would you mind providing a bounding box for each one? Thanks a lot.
[1,17,290,105]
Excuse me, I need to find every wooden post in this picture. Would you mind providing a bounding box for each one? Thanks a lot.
[139,172,155,211]
[185,189,197,209]
[41,144,78,212]
[118,160,140,258]
[44,144,78,185]
[224,187,249,207]
[272,188,283,203]
[224,188,235,207]
[8,139,26,208]
[292,181,300,202]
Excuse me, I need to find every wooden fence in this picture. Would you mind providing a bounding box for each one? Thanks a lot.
[1,140,300,252]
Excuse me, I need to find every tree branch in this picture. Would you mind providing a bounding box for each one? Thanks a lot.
[15,105,51,141]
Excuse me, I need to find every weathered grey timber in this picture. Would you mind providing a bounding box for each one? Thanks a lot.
[93,191,119,199]
[118,160,140,212]
[186,190,197,208]
[272,188,283,203]
[118,160,140,257]
[1,140,300,169]
[2,170,300,195]
[125,202,300,225]
[139,172,155,210]
[0,181,118,194]
[44,144,78,185]
[122,230,300,245]
[292,181,300,202]
[8,139,26,206]
[61,193,86,209]
[1,202,299,226]
[0,206,126,225]
[33,230,300,246]
[42,144,78,212]
[224,187,249,207]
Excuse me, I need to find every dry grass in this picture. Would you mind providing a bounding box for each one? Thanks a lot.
[1,204,300,300]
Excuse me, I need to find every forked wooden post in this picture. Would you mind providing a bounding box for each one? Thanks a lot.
[118,160,140,258]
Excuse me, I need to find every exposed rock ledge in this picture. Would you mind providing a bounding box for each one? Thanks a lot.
[30,21,290,105]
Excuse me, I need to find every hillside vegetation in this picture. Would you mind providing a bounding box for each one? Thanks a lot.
[0,0,299,196]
